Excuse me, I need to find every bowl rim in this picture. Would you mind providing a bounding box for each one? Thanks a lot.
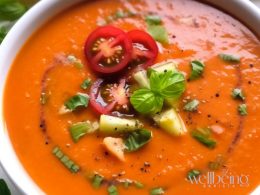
[0,0,259,195]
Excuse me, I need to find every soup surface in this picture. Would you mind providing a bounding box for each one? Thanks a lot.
[3,0,260,194]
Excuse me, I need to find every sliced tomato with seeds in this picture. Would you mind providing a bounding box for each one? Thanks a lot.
[90,79,130,114]
[84,26,133,74]
[128,30,158,69]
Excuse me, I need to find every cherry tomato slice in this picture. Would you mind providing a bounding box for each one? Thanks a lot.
[127,30,158,69]
[90,79,129,114]
[84,26,133,74]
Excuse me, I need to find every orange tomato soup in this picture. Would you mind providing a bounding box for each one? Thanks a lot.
[3,0,260,194]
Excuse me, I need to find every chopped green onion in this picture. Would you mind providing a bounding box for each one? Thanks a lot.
[124,129,152,152]
[107,185,118,195]
[134,181,144,189]
[67,55,83,69]
[115,10,125,18]
[208,155,225,170]
[123,181,130,188]
[92,174,104,189]
[150,187,165,195]
[238,104,247,116]
[69,121,93,142]
[80,79,91,90]
[0,1,27,21]
[183,99,200,112]
[191,129,216,149]
[219,53,240,63]
[64,93,89,111]
[187,169,201,180]
[147,25,169,44]
[0,179,11,195]
[189,60,205,80]
[52,146,80,173]
[40,92,48,105]
[232,88,245,100]
[145,15,162,25]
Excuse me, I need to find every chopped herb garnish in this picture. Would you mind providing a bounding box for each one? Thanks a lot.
[149,69,185,98]
[187,169,201,180]
[92,174,104,189]
[232,88,245,100]
[52,146,80,173]
[124,129,152,152]
[130,70,185,114]
[107,185,118,195]
[189,60,205,80]
[64,93,89,111]
[145,15,162,25]
[147,25,169,44]
[219,53,240,63]
[0,0,27,21]
[238,104,247,116]
[208,155,225,170]
[123,181,130,188]
[80,79,91,90]
[67,55,83,69]
[130,88,164,114]
[191,129,216,149]
[0,27,8,43]
[150,187,165,195]
[184,99,200,112]
[134,181,144,189]
[69,121,93,142]
[40,92,47,105]
[0,179,11,195]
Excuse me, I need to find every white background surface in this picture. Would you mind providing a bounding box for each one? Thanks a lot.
[0,0,260,194]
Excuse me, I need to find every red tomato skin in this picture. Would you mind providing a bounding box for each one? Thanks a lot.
[84,26,133,74]
[127,29,159,69]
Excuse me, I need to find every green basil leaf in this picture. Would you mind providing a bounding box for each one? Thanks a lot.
[64,93,89,111]
[238,104,247,116]
[69,121,93,143]
[150,70,185,98]
[147,25,169,44]
[107,185,118,195]
[219,53,240,63]
[124,129,152,152]
[0,1,27,21]
[130,88,164,114]
[0,179,11,195]
[183,99,200,112]
[189,60,205,80]
[191,130,216,149]
[150,187,165,195]
[80,79,91,90]
[232,88,245,100]
[145,15,162,25]
[187,169,201,180]
[0,27,8,43]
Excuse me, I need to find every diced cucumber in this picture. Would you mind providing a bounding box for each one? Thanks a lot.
[153,108,187,136]
[151,60,178,73]
[99,115,143,134]
[133,60,179,89]
[133,70,150,88]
